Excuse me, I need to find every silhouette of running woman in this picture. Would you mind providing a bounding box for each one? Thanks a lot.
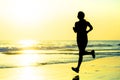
[72,11,95,73]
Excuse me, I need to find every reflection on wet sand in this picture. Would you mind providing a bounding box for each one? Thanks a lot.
[73,75,79,80]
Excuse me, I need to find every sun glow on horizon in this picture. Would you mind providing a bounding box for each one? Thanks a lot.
[18,40,37,48]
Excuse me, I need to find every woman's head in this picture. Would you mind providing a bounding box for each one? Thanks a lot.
[77,11,85,19]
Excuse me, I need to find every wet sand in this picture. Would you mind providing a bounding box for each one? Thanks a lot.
[0,56,120,80]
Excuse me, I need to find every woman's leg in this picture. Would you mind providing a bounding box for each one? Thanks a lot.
[72,37,88,73]
[76,37,88,70]
[76,50,83,70]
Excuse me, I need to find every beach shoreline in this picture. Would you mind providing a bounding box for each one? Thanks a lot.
[0,56,120,80]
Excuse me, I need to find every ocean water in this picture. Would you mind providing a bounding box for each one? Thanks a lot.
[0,40,120,68]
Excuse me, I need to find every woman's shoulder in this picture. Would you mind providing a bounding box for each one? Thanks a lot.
[84,20,90,25]
[75,20,90,24]
[75,21,80,26]
[83,19,89,23]
[75,21,79,24]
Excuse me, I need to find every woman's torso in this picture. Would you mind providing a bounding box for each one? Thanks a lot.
[75,19,88,37]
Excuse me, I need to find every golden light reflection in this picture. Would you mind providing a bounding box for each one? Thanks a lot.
[16,50,45,80]
[18,67,44,80]
[18,50,39,66]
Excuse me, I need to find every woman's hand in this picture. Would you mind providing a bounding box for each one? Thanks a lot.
[73,27,77,33]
